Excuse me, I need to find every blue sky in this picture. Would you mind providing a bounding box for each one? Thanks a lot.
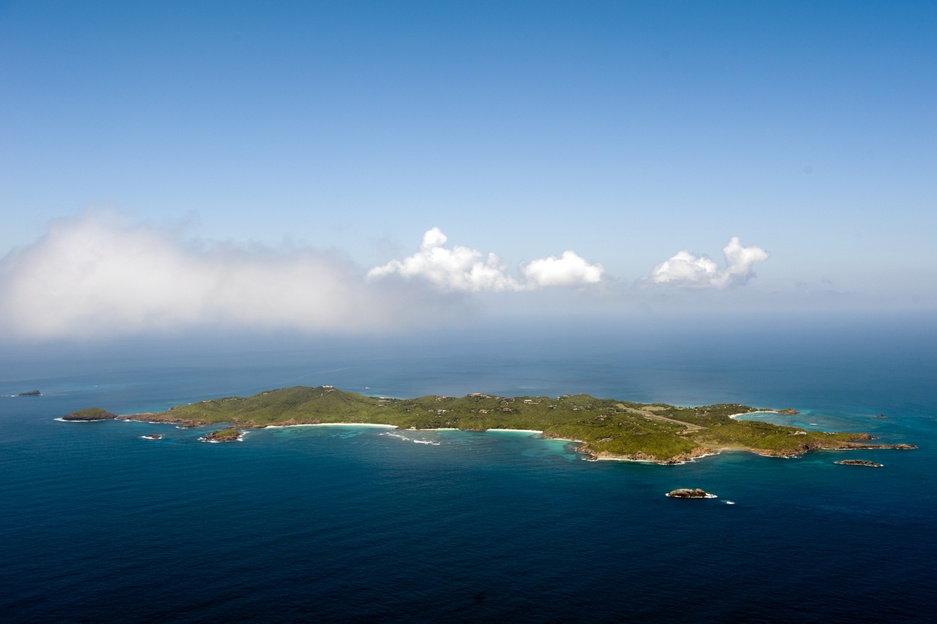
[1,1,935,340]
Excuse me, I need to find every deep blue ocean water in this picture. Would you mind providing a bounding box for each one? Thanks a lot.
[2,317,936,622]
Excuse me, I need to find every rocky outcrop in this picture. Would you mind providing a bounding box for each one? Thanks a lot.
[750,435,915,458]
[199,428,243,443]
[585,446,716,465]
[660,447,717,465]
[835,459,883,467]
[666,488,716,499]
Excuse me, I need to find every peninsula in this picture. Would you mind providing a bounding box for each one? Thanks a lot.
[63,386,914,464]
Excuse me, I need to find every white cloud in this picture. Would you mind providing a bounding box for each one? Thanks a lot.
[367,228,521,292]
[649,237,768,288]
[0,211,413,339]
[522,251,604,287]
[367,227,604,292]
[720,236,770,286]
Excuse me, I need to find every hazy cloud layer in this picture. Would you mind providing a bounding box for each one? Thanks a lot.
[649,237,769,288]
[0,212,413,339]
[0,216,604,339]
[0,213,769,340]
[367,227,604,292]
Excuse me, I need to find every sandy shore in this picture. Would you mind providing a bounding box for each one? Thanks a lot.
[264,422,397,429]
[408,427,458,431]
[728,410,781,420]
[489,428,542,434]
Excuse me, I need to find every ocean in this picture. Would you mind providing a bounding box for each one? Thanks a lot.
[2,315,935,622]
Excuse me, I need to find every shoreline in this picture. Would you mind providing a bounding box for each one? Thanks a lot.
[409,426,458,431]
[60,386,914,464]
[488,428,542,434]
[729,410,784,420]
[63,413,912,464]
[592,450,722,465]
[264,422,397,429]
[78,415,890,465]
[55,417,108,423]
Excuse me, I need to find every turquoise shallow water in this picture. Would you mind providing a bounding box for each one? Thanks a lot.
[2,319,936,622]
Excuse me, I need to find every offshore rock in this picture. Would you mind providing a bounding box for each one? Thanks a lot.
[62,407,118,421]
[199,428,244,443]
[835,459,883,467]
[666,488,716,499]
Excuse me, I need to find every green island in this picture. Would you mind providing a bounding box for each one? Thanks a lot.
[63,385,915,463]
[199,427,244,443]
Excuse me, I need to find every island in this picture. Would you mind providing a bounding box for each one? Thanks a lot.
[61,386,917,464]
[666,488,716,499]
[62,407,119,421]
[199,428,244,443]
[835,459,883,467]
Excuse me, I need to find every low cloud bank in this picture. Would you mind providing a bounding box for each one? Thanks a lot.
[649,237,768,288]
[0,215,603,339]
[0,212,766,340]
[0,212,409,338]
[367,227,604,292]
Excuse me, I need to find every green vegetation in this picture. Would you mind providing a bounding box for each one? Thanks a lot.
[123,386,883,463]
[62,407,118,421]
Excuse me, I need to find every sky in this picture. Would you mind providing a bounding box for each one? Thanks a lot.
[1,1,935,342]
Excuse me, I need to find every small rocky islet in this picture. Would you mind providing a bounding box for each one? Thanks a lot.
[666,488,716,499]
[835,459,884,467]
[62,407,119,421]
[198,428,244,443]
